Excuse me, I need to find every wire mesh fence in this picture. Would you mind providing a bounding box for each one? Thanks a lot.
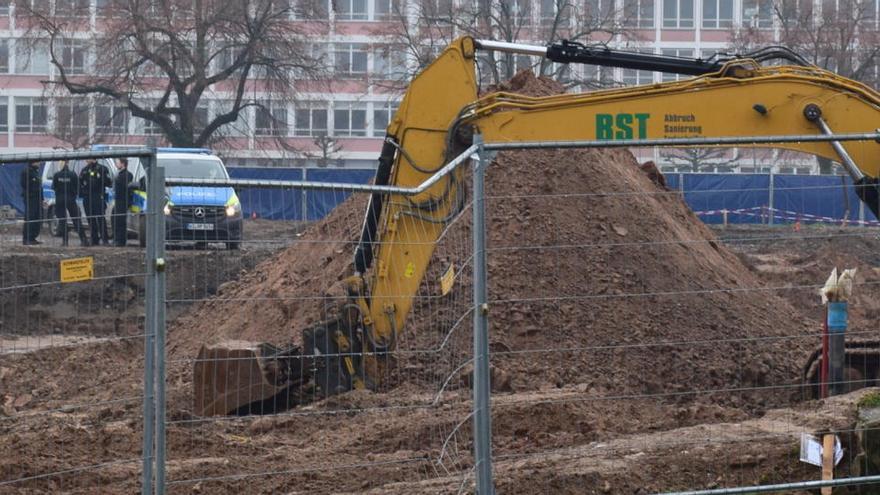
[478,145,880,494]
[3,135,880,494]
[165,176,480,493]
[0,204,148,492]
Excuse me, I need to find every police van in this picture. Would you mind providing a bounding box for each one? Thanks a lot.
[120,147,243,250]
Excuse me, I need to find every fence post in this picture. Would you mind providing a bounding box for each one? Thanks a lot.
[472,134,495,495]
[144,152,167,494]
[768,169,775,226]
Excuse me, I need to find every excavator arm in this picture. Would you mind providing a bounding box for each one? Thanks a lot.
[194,36,880,416]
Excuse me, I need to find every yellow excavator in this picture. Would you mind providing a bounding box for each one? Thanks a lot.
[194,36,880,416]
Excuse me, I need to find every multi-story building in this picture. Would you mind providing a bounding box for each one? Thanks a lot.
[0,0,875,173]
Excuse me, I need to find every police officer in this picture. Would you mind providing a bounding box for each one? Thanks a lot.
[112,158,133,247]
[20,161,42,245]
[52,161,88,246]
[79,159,111,246]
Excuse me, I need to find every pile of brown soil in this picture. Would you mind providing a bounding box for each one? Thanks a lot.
[169,72,813,412]
[0,71,832,494]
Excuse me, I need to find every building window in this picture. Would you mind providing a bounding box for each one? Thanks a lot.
[372,102,398,137]
[622,67,655,85]
[134,101,163,135]
[622,50,656,85]
[56,98,90,135]
[294,104,329,136]
[0,102,6,132]
[255,102,288,136]
[291,0,329,19]
[55,0,89,16]
[661,48,694,81]
[623,0,654,27]
[58,38,88,75]
[15,39,50,75]
[663,0,694,27]
[0,40,8,73]
[14,97,47,133]
[420,0,453,19]
[742,0,773,27]
[373,0,400,19]
[214,100,250,137]
[702,0,732,27]
[217,45,244,75]
[333,103,367,137]
[96,104,128,134]
[193,105,208,135]
[334,0,368,19]
[585,0,615,25]
[0,1,9,16]
[373,45,406,79]
[498,0,532,24]
[540,0,571,24]
[334,43,368,77]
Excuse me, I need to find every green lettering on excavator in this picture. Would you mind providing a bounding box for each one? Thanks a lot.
[596,114,614,140]
[615,114,634,139]
[597,113,651,140]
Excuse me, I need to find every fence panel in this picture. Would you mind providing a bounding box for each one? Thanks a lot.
[164,176,479,493]
[0,202,148,493]
[481,148,880,493]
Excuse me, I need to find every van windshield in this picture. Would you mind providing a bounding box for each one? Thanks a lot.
[159,158,228,179]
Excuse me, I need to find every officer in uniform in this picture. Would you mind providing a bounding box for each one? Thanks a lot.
[112,158,133,247]
[79,159,112,245]
[20,161,42,245]
[51,161,88,246]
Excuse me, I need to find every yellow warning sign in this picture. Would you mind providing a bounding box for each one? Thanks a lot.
[404,261,416,278]
[60,257,94,283]
[440,263,455,296]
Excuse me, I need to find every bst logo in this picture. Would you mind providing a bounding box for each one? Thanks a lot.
[595,113,650,140]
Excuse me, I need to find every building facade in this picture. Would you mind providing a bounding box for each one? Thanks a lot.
[0,0,876,172]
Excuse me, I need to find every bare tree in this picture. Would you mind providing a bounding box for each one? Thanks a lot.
[306,134,344,167]
[374,0,635,89]
[730,0,879,173]
[19,0,328,148]
[660,147,740,172]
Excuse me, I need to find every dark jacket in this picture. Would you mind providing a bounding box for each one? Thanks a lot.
[20,165,42,203]
[79,162,111,202]
[52,167,79,202]
[114,168,134,211]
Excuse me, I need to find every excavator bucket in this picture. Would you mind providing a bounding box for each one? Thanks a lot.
[193,341,302,416]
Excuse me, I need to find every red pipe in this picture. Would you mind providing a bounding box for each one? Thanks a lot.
[820,305,829,399]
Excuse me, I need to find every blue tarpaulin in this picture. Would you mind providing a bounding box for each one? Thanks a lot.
[304,168,376,221]
[0,163,28,214]
[665,173,877,225]
[3,166,875,225]
[681,174,770,224]
[227,167,304,220]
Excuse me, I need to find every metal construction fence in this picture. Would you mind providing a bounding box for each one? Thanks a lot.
[2,133,880,494]
[5,164,880,228]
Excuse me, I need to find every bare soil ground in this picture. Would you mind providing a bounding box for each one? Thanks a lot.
[2,73,880,494]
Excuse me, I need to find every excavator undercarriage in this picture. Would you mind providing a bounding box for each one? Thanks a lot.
[802,340,880,399]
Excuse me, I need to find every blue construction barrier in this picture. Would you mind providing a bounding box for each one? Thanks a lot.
[665,173,877,225]
[3,166,875,225]
[0,163,28,214]
[227,167,305,220]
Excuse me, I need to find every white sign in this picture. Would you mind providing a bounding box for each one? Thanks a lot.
[800,433,843,467]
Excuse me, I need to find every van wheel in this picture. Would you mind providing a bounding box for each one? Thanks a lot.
[138,215,146,248]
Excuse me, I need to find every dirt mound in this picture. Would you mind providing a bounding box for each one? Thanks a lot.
[169,71,813,411]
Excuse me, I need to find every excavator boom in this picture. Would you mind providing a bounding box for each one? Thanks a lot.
[194,36,880,416]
